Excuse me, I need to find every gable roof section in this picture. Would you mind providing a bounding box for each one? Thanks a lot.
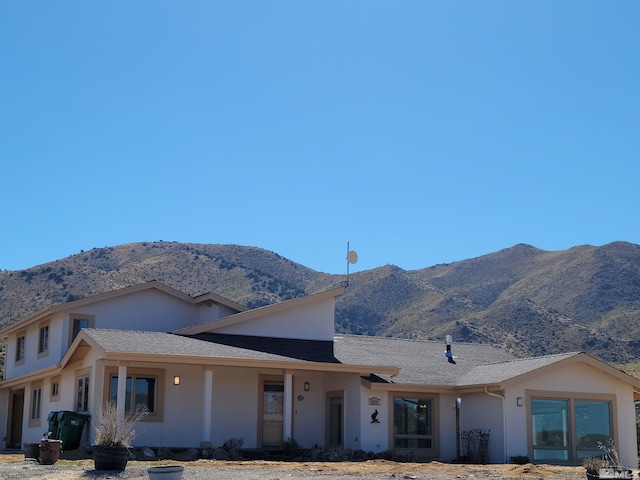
[60,329,398,376]
[461,351,640,391]
[57,330,640,393]
[173,287,345,336]
[334,335,516,387]
[335,336,640,392]
[458,352,582,386]
[0,281,245,337]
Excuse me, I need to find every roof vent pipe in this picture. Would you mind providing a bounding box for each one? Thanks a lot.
[445,335,456,364]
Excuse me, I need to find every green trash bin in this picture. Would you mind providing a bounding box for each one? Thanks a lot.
[46,411,60,439]
[56,411,90,450]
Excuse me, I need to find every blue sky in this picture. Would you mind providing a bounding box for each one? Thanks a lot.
[1,1,638,274]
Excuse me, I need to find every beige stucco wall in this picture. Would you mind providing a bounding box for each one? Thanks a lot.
[359,387,389,453]
[454,392,504,463]
[213,299,336,341]
[4,312,64,380]
[503,361,639,467]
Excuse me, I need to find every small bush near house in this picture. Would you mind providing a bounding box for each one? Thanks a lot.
[282,437,302,458]
[510,455,530,465]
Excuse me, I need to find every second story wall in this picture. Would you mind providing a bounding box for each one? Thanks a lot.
[4,312,63,380]
[211,295,336,341]
[3,286,241,380]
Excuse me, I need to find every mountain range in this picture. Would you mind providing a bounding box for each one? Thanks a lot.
[1,240,640,364]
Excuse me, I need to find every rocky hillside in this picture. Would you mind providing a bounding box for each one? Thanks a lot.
[1,240,640,364]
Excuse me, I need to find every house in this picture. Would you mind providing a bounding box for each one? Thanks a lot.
[0,280,638,466]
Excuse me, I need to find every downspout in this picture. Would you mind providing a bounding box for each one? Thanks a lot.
[484,386,507,463]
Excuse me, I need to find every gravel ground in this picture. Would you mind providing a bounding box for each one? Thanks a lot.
[0,457,589,480]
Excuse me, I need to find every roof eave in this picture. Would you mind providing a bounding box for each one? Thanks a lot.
[96,350,397,375]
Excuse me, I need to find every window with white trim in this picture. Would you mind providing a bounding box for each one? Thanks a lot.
[76,375,90,413]
[50,376,61,401]
[38,324,49,357]
[30,385,43,424]
[15,334,25,365]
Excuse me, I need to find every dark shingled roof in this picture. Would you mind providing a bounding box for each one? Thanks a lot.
[80,329,582,387]
[333,335,519,386]
[82,329,315,363]
[185,333,339,363]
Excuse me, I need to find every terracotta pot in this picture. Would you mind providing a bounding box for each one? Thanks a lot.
[93,445,131,471]
[147,465,185,480]
[39,439,63,465]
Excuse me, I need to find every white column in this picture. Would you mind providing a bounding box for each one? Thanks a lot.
[117,365,127,421]
[283,371,293,441]
[203,368,213,442]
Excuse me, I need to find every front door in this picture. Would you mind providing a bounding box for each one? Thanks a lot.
[262,381,284,448]
[7,389,25,449]
[326,391,344,448]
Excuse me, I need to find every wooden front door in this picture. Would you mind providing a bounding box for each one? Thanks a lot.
[326,391,344,448]
[262,381,284,448]
[7,390,25,449]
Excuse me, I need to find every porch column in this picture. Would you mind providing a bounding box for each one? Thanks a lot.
[284,371,293,441]
[203,368,213,442]
[116,364,127,421]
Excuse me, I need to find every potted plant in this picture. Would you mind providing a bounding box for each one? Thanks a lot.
[92,401,148,471]
[582,439,633,480]
[597,438,633,479]
[582,456,606,480]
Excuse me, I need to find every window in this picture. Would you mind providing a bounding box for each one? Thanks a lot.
[110,374,157,415]
[531,398,570,461]
[38,324,49,357]
[76,375,90,413]
[68,314,95,346]
[29,385,43,425]
[393,397,434,450]
[50,376,61,401]
[529,394,613,464]
[575,401,612,459]
[15,334,25,364]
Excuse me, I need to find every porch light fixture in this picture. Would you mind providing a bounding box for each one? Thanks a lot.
[304,382,310,391]
[173,376,180,386]
[516,396,523,407]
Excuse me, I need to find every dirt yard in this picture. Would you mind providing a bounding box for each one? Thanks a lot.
[0,453,589,480]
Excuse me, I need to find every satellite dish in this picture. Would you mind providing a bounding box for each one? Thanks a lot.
[347,250,358,264]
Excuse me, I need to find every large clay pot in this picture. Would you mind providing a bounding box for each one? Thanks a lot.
[39,439,63,465]
[93,445,131,471]
[147,465,185,480]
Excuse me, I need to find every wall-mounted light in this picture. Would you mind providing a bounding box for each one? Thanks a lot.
[304,382,310,391]
[173,376,180,386]
[516,397,523,407]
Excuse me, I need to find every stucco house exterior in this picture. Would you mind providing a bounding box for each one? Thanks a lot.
[0,280,638,466]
